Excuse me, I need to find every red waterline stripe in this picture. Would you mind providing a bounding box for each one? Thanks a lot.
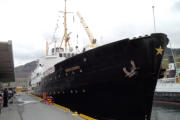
[153,100,180,105]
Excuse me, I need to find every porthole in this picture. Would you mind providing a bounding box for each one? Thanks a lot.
[83,58,87,62]
[82,89,86,93]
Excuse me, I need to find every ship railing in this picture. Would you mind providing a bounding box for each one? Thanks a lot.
[158,77,176,83]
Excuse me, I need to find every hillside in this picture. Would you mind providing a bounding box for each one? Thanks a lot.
[15,61,37,87]
[164,48,180,57]
[162,48,180,69]
[15,61,37,77]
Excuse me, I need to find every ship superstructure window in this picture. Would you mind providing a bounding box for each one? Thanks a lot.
[59,53,76,57]
[67,53,70,57]
[64,53,66,57]
[59,48,64,52]
[52,48,54,54]
[37,73,39,76]
[56,48,59,52]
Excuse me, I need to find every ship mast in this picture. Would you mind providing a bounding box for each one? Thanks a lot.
[46,18,59,56]
[59,0,70,51]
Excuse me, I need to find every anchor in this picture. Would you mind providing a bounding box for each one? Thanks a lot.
[123,60,137,78]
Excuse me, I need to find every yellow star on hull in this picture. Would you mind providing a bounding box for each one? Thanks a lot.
[156,45,163,55]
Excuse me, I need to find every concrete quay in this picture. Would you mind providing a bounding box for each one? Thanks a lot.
[0,93,86,120]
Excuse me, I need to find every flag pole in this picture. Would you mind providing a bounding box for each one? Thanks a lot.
[152,5,156,33]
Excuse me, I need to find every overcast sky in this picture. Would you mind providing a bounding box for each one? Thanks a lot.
[0,0,180,66]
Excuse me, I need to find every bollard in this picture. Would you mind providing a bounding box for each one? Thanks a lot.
[176,77,179,83]
[43,92,47,100]
[45,96,54,105]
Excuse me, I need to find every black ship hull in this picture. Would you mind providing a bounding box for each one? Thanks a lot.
[33,33,169,120]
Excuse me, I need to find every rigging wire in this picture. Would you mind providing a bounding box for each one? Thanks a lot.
[169,42,180,81]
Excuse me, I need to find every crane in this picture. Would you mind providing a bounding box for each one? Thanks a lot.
[77,11,96,49]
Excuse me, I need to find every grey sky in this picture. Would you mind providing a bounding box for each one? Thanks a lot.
[0,0,179,66]
[171,0,180,12]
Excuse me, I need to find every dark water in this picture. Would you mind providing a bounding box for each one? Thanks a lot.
[151,102,180,120]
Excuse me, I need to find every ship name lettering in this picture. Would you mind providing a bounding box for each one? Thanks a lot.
[65,66,80,72]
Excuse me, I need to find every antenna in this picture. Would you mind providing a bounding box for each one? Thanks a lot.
[46,14,60,56]
[152,1,156,32]
[46,40,48,56]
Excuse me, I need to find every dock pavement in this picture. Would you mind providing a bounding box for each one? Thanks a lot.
[0,93,87,120]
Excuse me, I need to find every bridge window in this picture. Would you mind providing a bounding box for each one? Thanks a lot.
[64,53,66,57]
[67,53,70,57]
[56,48,59,52]
[59,53,62,57]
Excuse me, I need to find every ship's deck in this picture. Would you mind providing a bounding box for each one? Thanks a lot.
[156,83,180,92]
[0,93,89,120]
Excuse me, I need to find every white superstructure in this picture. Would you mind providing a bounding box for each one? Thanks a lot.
[30,0,96,89]
[155,77,180,92]
[31,55,62,87]
[31,48,79,87]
